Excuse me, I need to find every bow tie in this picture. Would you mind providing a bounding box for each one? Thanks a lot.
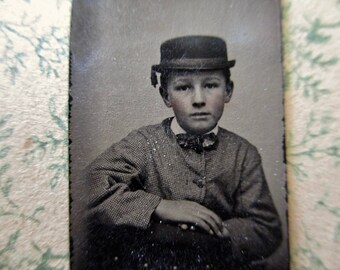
[176,132,218,153]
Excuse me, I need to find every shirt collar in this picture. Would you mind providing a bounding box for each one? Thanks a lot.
[170,117,219,135]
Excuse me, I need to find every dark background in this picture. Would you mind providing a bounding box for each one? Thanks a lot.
[70,0,287,269]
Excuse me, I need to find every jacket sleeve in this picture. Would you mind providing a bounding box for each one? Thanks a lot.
[223,144,282,261]
[84,130,162,229]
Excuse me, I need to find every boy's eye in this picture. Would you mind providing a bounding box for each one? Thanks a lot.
[205,83,219,89]
[175,84,191,91]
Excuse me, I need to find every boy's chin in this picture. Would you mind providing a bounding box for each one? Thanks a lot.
[184,125,216,135]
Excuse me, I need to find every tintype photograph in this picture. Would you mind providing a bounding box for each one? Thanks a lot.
[70,1,288,269]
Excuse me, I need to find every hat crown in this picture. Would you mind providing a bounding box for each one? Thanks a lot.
[160,36,227,61]
[151,35,235,87]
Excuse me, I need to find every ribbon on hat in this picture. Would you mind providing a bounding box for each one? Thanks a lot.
[151,66,158,87]
[176,132,218,153]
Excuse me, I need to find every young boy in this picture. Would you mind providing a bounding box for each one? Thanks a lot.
[83,36,282,269]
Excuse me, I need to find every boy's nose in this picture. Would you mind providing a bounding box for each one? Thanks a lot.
[192,87,206,108]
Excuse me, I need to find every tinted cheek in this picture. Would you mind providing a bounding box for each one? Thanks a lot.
[212,98,225,118]
[170,96,187,114]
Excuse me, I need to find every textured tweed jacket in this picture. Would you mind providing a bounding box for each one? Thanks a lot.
[85,118,282,265]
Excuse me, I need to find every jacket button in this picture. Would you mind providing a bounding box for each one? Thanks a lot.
[193,178,205,188]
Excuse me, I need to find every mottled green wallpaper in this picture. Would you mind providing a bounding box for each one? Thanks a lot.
[0,0,339,269]
[283,0,340,269]
[0,1,70,269]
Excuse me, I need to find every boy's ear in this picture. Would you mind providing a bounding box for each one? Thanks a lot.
[159,87,172,108]
[225,81,234,103]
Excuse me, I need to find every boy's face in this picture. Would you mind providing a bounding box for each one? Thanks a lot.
[163,70,232,135]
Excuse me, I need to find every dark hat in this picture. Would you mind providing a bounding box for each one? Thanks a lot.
[151,35,235,87]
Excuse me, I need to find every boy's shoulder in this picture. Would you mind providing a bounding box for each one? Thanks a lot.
[126,120,169,139]
[118,119,170,147]
[217,127,260,156]
[136,122,166,135]
[218,127,255,146]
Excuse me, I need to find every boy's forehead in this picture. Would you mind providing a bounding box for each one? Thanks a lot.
[168,69,225,79]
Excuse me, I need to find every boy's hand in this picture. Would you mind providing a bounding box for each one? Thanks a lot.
[154,199,225,237]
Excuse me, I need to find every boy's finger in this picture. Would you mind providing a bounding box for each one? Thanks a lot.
[191,217,213,235]
[198,213,222,237]
[205,210,223,230]
[221,226,230,238]
[196,205,223,231]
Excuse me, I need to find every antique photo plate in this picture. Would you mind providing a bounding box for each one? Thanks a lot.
[70,0,288,269]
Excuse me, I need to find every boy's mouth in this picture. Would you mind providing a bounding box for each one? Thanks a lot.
[190,112,210,116]
[190,112,211,119]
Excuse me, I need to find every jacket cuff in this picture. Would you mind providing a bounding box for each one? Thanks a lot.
[133,192,162,229]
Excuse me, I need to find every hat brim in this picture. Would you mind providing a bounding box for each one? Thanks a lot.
[152,58,235,72]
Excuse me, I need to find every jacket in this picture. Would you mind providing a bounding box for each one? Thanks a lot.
[83,118,282,269]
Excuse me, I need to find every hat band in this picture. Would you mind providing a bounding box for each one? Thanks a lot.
[153,57,235,71]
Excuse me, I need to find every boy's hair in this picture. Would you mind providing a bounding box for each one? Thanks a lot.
[159,68,234,97]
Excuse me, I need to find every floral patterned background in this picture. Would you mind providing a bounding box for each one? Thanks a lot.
[0,0,70,269]
[283,1,340,269]
[0,0,339,269]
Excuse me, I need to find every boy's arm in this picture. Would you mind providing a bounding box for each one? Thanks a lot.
[84,130,162,229]
[153,199,225,236]
[222,145,282,262]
